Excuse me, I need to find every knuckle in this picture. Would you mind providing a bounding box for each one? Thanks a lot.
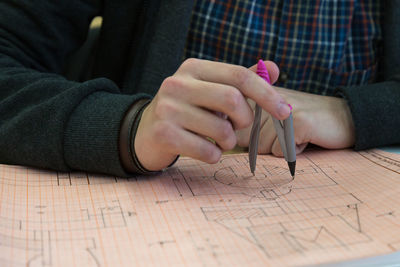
[222,87,242,112]
[216,121,236,149]
[160,76,183,94]
[181,57,201,70]
[235,115,253,130]
[233,66,252,88]
[213,121,237,152]
[219,120,234,139]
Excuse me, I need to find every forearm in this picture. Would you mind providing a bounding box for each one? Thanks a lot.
[0,0,150,176]
[0,58,147,176]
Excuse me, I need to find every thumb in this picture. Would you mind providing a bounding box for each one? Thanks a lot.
[248,60,280,84]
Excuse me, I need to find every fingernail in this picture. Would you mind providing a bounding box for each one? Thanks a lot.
[278,101,291,118]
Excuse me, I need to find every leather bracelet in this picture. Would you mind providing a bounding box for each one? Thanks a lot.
[119,98,152,174]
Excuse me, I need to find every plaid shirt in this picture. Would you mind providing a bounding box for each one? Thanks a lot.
[184,0,383,96]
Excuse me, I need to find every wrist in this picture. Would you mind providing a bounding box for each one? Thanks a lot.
[119,98,153,174]
[134,105,180,171]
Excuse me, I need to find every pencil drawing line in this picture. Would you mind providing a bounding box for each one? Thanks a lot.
[303,154,338,185]
[377,211,395,217]
[214,221,258,246]
[172,178,183,197]
[86,247,101,267]
[369,150,400,164]
[177,168,195,197]
[283,230,307,253]
[359,151,400,174]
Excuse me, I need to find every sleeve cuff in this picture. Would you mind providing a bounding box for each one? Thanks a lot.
[64,90,151,177]
[336,81,400,150]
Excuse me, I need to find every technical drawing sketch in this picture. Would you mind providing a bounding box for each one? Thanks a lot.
[1,149,400,266]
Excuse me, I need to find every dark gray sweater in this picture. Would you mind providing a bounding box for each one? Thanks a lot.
[0,0,399,177]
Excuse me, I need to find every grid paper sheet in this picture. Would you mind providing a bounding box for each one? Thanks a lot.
[1,149,400,267]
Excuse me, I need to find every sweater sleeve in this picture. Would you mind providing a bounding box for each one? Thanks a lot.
[338,76,400,150]
[0,0,147,176]
[337,0,400,151]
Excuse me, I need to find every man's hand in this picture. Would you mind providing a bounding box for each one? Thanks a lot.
[236,87,356,156]
[134,58,289,171]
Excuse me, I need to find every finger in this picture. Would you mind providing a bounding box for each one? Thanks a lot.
[172,103,237,151]
[171,127,222,164]
[161,77,253,129]
[236,128,251,148]
[258,115,277,154]
[248,60,280,84]
[179,58,290,120]
[236,103,272,148]
[235,99,256,147]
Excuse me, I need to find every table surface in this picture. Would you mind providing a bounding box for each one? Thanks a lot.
[232,146,400,267]
[324,146,400,267]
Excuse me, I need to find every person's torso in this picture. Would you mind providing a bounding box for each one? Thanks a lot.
[184,0,384,95]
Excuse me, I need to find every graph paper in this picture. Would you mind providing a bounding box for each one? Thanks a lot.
[1,148,400,266]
